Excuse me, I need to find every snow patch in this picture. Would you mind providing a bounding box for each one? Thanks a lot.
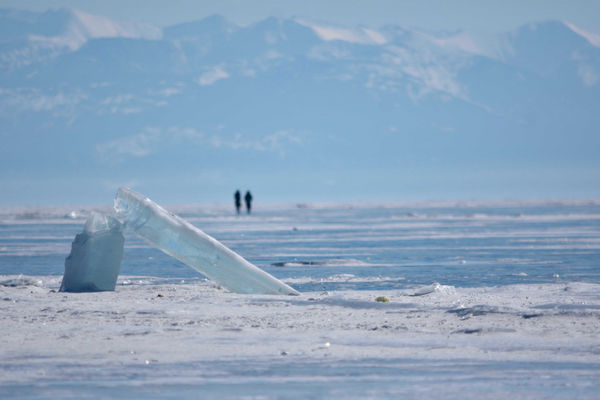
[298,20,386,45]
[429,32,481,54]
[578,64,598,86]
[565,22,600,47]
[29,8,161,51]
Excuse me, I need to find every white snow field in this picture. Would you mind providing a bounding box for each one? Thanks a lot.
[1,200,599,398]
[1,279,599,398]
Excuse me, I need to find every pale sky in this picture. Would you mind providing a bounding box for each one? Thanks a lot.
[1,0,600,34]
[1,0,599,204]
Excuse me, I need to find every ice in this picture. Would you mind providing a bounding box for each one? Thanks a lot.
[0,274,42,287]
[2,199,600,397]
[113,187,299,295]
[59,212,124,292]
[411,282,456,296]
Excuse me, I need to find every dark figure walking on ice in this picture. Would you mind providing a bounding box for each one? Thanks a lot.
[234,190,241,215]
[244,191,253,214]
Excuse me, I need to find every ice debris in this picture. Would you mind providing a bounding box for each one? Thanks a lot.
[0,275,43,287]
[60,212,124,292]
[114,187,299,295]
[411,282,456,296]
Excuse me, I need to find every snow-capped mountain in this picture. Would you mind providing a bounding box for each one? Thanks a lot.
[1,9,598,204]
[0,8,160,70]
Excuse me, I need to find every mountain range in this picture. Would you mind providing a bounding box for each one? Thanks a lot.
[1,8,599,204]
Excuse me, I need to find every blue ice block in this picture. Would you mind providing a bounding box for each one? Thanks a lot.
[114,187,299,295]
[60,212,124,292]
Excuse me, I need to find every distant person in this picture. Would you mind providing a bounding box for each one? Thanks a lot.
[244,191,253,214]
[234,190,241,215]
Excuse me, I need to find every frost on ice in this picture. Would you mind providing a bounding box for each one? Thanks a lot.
[114,187,299,295]
[60,212,124,292]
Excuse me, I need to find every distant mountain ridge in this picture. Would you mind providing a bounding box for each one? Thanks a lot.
[0,8,160,45]
[1,8,599,204]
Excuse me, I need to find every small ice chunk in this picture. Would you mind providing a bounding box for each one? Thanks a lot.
[114,187,299,295]
[411,282,455,296]
[412,283,440,296]
[84,211,121,233]
[60,212,124,292]
[0,275,43,287]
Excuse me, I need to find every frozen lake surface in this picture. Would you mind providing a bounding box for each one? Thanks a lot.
[1,200,599,398]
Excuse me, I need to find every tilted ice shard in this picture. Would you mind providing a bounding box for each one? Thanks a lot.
[114,187,299,295]
[60,212,124,292]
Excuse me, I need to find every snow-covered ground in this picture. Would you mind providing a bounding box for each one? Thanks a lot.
[1,277,599,398]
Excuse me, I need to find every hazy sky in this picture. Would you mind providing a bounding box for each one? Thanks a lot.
[2,0,600,34]
[1,0,599,204]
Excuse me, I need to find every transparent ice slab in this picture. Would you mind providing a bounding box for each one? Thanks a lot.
[114,187,299,295]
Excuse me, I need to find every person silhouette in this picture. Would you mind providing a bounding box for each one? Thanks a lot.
[244,191,253,214]
[234,190,241,215]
